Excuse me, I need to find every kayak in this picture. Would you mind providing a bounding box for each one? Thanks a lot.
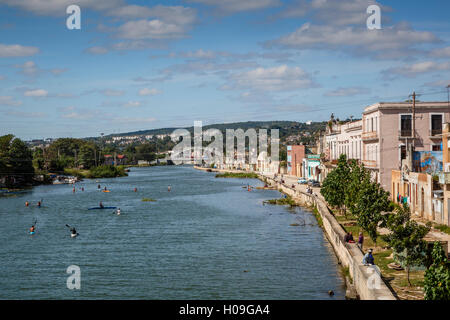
[88,206,117,210]
[70,233,78,238]
[29,231,35,235]
[102,190,110,193]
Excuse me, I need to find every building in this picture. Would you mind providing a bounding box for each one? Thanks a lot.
[303,154,322,181]
[287,145,306,177]
[326,119,363,163]
[363,101,450,191]
[104,154,127,166]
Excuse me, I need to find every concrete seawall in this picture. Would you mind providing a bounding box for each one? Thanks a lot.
[195,166,396,300]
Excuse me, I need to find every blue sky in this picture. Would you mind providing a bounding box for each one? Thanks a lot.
[0,0,449,140]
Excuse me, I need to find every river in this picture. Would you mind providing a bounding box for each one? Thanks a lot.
[0,166,345,299]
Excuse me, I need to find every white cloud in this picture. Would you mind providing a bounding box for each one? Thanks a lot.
[325,87,370,97]
[138,88,162,96]
[383,61,450,78]
[85,46,109,55]
[187,0,280,13]
[430,47,450,58]
[123,101,142,108]
[0,0,123,16]
[116,19,187,40]
[107,5,197,26]
[275,0,389,26]
[266,22,438,59]
[228,65,316,91]
[24,89,48,97]
[0,43,39,57]
[0,95,22,106]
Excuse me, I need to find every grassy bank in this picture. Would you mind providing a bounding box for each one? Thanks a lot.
[264,195,298,207]
[215,172,259,179]
[64,165,128,179]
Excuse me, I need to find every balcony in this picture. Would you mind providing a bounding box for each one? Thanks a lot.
[398,129,413,138]
[362,160,378,168]
[439,172,450,185]
[430,128,442,138]
[362,131,378,141]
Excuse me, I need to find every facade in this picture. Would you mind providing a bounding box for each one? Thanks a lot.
[326,120,363,163]
[303,154,322,181]
[287,145,306,177]
[363,102,450,191]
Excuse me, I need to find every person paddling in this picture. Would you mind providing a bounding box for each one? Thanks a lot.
[25,201,29,207]
[99,201,104,209]
[37,201,41,208]
[168,185,171,192]
[116,208,121,215]
[29,225,36,233]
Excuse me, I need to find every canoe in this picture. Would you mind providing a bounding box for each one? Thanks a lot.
[88,206,117,210]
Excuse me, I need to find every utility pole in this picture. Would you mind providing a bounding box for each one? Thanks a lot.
[447,84,450,109]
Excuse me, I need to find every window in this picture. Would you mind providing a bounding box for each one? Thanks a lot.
[400,115,412,137]
[432,144,441,151]
[431,114,443,136]
[401,145,407,160]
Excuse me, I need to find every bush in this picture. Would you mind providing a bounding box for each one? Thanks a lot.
[86,165,127,178]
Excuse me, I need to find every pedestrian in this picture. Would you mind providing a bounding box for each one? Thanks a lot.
[358,232,364,250]
[362,249,375,265]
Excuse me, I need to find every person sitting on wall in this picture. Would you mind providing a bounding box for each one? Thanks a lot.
[362,249,375,265]
[344,232,355,243]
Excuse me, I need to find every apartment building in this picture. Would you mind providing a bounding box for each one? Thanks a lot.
[362,102,450,191]
[326,119,363,162]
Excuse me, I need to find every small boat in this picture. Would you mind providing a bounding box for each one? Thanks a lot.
[71,233,78,238]
[102,190,111,193]
[88,206,117,210]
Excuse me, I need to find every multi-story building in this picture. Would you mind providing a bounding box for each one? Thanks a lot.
[326,119,363,162]
[287,145,306,177]
[362,101,450,191]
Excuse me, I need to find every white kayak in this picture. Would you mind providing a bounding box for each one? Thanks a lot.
[70,233,78,238]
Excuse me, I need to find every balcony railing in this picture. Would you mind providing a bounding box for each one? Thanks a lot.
[398,129,412,138]
[362,160,378,168]
[430,128,442,137]
[362,131,378,141]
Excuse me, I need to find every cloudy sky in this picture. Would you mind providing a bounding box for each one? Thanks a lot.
[0,0,449,139]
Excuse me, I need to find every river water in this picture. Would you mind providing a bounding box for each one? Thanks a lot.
[0,166,345,299]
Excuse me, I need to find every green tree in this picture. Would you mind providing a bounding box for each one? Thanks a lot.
[424,241,450,300]
[353,175,391,244]
[382,203,431,286]
[320,154,350,214]
[0,134,34,186]
[345,160,369,216]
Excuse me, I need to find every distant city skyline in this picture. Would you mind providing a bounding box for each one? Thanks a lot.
[0,0,449,139]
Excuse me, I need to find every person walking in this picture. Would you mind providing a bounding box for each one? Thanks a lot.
[358,232,364,250]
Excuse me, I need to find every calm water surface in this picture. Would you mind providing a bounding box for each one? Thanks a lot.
[0,166,345,299]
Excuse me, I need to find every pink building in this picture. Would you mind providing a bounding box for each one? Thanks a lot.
[362,102,450,191]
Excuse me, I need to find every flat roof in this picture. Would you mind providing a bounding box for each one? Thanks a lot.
[364,101,450,114]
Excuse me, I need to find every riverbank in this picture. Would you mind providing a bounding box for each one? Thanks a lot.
[194,166,396,300]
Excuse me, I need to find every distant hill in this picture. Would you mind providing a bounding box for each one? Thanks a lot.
[89,121,327,141]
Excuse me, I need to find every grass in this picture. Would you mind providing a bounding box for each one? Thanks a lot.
[142,198,157,202]
[264,195,298,207]
[215,172,259,179]
[312,206,323,227]
[434,224,450,235]
[341,266,352,284]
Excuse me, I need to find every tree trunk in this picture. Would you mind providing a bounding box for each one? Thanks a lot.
[407,266,411,286]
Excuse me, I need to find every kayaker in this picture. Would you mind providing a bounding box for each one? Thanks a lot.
[25,201,29,207]
[70,227,77,236]
[116,208,121,215]
[134,187,137,192]
[168,185,171,192]
[99,201,104,209]
[30,225,35,233]
[98,184,101,189]
[37,201,41,208]
[104,186,107,191]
